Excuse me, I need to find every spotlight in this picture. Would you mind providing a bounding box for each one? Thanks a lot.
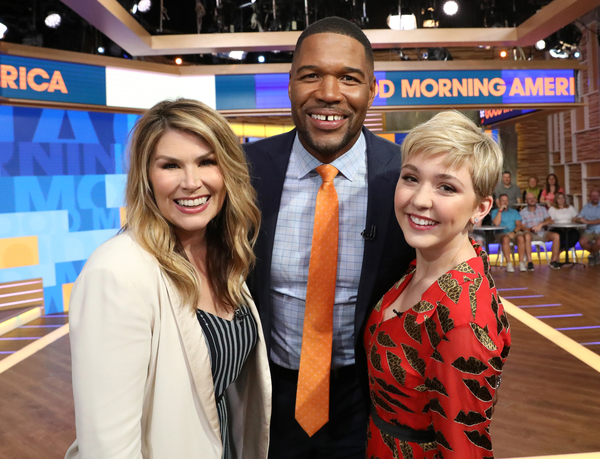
[258,55,265,63]
[573,50,581,58]
[500,50,507,58]
[137,0,151,13]
[443,1,458,16]
[387,14,417,31]
[44,12,61,29]
[535,40,546,50]
[549,48,568,59]
[0,22,7,39]
[97,46,105,54]
[228,51,245,60]
[175,57,183,65]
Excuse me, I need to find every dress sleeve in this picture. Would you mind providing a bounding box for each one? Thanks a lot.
[425,306,506,457]
[69,257,154,459]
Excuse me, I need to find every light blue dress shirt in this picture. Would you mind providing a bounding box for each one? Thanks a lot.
[578,203,600,233]
[269,133,368,370]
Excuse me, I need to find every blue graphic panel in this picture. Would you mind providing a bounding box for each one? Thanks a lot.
[105,174,127,208]
[0,106,14,141]
[255,74,290,109]
[215,74,257,110]
[0,104,134,313]
[0,210,69,238]
[394,133,408,145]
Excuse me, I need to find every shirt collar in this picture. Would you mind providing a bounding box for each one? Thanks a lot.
[291,132,366,181]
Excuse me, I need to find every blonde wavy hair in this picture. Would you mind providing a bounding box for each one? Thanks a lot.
[123,98,260,311]
[401,110,503,203]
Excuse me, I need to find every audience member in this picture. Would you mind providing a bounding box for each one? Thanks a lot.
[540,173,564,207]
[548,192,579,251]
[520,192,561,270]
[522,175,543,202]
[492,194,525,272]
[494,171,522,208]
[575,189,600,266]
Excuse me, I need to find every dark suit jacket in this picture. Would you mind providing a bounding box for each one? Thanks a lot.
[244,127,414,401]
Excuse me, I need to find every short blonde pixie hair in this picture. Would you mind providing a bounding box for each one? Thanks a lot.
[401,110,503,202]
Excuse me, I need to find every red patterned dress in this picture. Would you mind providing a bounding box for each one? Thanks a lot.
[364,241,511,459]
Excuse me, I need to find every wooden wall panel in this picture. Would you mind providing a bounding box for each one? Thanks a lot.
[586,178,600,193]
[588,91,600,129]
[575,129,600,161]
[564,113,572,163]
[548,17,600,207]
[569,163,582,195]
[516,118,548,189]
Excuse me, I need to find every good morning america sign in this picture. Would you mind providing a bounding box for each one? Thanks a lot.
[215,68,576,110]
[0,55,106,105]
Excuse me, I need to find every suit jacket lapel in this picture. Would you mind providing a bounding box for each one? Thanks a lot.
[354,128,401,340]
[161,272,221,441]
[248,130,296,349]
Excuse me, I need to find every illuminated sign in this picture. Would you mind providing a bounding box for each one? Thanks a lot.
[480,108,536,125]
[215,69,576,110]
[0,55,578,111]
[0,55,106,105]
[372,70,575,106]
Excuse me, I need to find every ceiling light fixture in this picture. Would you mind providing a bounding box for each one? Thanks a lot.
[44,12,62,29]
[258,55,265,63]
[549,48,569,58]
[0,22,7,39]
[137,0,151,13]
[443,1,458,16]
[228,51,245,60]
[535,40,546,50]
[500,50,507,58]
[175,57,183,65]
[387,14,417,31]
[97,46,105,54]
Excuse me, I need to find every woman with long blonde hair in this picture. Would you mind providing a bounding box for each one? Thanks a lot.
[66,99,270,459]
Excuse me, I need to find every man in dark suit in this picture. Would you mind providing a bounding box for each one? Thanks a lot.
[245,17,414,459]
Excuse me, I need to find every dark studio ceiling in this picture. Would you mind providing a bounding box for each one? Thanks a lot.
[0,0,598,64]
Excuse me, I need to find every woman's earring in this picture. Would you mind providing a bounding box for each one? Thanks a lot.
[473,217,479,224]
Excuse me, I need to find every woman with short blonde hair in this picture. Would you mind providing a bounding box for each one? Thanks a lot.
[365,111,510,458]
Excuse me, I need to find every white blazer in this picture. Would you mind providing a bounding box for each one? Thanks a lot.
[65,232,271,459]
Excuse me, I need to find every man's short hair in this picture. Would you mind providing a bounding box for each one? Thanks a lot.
[503,171,511,176]
[293,16,374,71]
[499,194,509,200]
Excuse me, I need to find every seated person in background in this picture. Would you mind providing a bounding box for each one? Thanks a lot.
[519,192,561,271]
[548,192,579,251]
[575,189,600,266]
[494,171,522,208]
[540,173,564,207]
[492,194,525,272]
[522,175,543,202]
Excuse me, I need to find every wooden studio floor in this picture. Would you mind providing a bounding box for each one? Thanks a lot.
[0,261,599,459]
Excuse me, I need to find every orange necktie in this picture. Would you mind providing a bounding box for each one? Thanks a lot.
[295,164,339,437]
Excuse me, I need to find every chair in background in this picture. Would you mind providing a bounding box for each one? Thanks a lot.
[498,242,516,267]
[531,240,550,265]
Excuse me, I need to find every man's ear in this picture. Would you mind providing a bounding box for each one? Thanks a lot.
[368,76,377,108]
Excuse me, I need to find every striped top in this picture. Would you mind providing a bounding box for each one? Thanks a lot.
[197,305,258,459]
